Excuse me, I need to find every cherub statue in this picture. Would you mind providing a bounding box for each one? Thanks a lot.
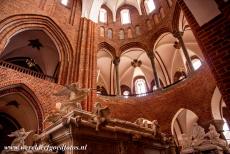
[54,83,90,114]
[205,124,229,150]
[8,128,33,146]
[92,102,110,131]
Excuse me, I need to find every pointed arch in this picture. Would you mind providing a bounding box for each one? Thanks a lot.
[0,83,44,133]
[120,42,148,55]
[98,42,116,58]
[0,14,74,84]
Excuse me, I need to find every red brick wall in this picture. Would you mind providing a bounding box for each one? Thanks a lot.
[97,64,216,133]
[176,0,230,110]
[0,67,67,128]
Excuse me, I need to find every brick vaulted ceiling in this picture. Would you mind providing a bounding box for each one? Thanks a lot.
[82,0,142,22]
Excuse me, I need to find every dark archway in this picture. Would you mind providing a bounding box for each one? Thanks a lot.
[0,30,60,81]
[0,113,20,152]
[0,14,73,84]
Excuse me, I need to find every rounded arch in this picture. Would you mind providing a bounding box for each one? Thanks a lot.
[0,14,74,84]
[0,83,44,133]
[150,27,171,50]
[120,42,148,55]
[211,87,224,120]
[97,48,114,94]
[98,42,116,58]
[116,3,142,19]
[171,108,199,146]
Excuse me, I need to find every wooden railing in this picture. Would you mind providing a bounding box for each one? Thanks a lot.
[0,60,56,82]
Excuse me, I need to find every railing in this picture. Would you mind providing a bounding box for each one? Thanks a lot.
[97,77,187,97]
[0,60,56,82]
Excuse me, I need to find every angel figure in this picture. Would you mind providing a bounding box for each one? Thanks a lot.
[54,83,90,114]
[8,128,33,146]
[92,102,110,131]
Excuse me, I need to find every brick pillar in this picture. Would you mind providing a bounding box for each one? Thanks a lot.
[74,18,97,111]
[177,0,230,109]
[147,51,160,89]
[113,57,121,95]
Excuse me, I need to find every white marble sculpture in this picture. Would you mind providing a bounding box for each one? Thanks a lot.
[190,122,205,147]
[8,128,33,146]
[181,134,193,149]
[92,102,110,131]
[134,118,160,136]
[181,123,230,153]
[54,83,90,114]
[205,124,229,151]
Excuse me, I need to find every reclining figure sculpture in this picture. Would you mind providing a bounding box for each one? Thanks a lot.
[134,118,162,137]
[180,123,229,153]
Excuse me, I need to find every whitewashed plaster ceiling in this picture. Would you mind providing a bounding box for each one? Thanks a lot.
[0,30,59,76]
[97,12,203,93]
[82,0,142,22]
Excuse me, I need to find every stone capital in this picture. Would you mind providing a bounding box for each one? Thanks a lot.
[113,57,120,65]
[147,51,155,59]
[173,31,183,39]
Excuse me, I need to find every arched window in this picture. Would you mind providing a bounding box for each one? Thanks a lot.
[61,0,68,6]
[100,27,105,37]
[174,71,186,82]
[123,91,130,96]
[160,8,165,19]
[191,58,202,70]
[144,0,156,14]
[135,78,147,94]
[127,28,133,38]
[99,8,107,23]
[120,9,131,24]
[167,0,173,7]
[223,118,230,144]
[135,26,141,36]
[107,28,113,39]
[153,14,159,25]
[147,20,152,30]
[119,29,125,40]
[121,85,131,96]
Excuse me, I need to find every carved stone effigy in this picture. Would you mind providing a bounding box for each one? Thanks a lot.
[32,109,175,154]
[180,123,229,154]
[134,118,163,138]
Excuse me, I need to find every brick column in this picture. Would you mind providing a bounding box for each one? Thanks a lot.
[113,57,121,95]
[75,18,97,111]
[147,51,160,89]
[173,31,194,73]
[177,0,230,109]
